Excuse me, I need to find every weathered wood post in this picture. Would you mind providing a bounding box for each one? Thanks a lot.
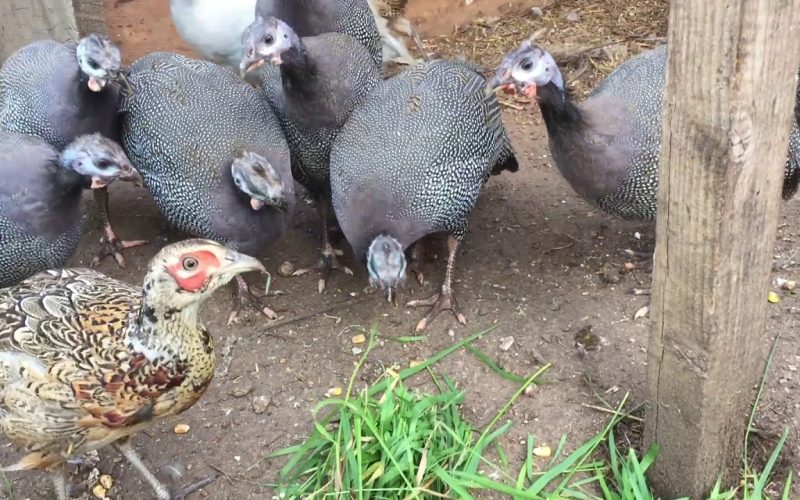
[645,0,800,497]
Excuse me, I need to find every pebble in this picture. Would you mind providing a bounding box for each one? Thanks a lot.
[252,395,271,414]
[229,384,254,398]
[92,485,107,499]
[499,336,515,351]
[99,475,113,490]
[278,261,294,277]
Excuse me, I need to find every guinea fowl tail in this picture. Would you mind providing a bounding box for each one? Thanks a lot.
[782,157,800,200]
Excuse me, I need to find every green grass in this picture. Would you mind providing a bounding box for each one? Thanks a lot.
[263,327,793,499]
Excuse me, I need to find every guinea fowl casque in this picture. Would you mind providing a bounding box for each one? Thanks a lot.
[0,239,264,500]
[330,59,518,331]
[487,42,800,222]
[241,18,382,293]
[0,132,141,288]
[0,34,143,267]
[120,52,296,323]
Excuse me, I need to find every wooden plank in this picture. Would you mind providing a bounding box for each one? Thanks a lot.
[0,0,77,61]
[73,0,105,36]
[104,0,196,64]
[645,0,800,497]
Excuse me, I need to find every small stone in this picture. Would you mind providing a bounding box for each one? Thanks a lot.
[634,305,650,320]
[783,280,796,291]
[499,336,515,351]
[252,395,271,414]
[352,347,363,355]
[351,334,366,344]
[768,291,781,304]
[530,6,543,17]
[278,261,294,277]
[409,360,423,368]
[92,484,107,499]
[99,475,113,490]
[229,384,254,398]
[173,424,190,435]
[524,384,537,397]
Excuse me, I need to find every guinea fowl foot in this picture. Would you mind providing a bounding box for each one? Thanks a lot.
[406,287,467,332]
[228,275,277,325]
[169,474,220,500]
[91,224,147,268]
[292,243,353,294]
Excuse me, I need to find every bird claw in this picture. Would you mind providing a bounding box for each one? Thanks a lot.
[169,473,219,500]
[91,225,147,268]
[406,288,467,332]
[292,246,352,294]
[229,282,277,325]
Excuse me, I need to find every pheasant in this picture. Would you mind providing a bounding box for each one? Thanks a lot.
[0,239,265,499]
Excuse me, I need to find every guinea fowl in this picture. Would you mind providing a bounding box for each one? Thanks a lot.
[329,59,518,331]
[241,18,382,293]
[0,132,140,288]
[171,0,385,73]
[0,239,264,500]
[368,0,426,65]
[0,34,142,267]
[120,52,295,323]
[487,41,800,222]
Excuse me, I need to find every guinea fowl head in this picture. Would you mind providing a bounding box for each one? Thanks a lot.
[367,234,407,303]
[240,16,302,76]
[75,33,131,93]
[231,151,288,211]
[486,39,563,100]
[143,239,266,312]
[60,133,142,189]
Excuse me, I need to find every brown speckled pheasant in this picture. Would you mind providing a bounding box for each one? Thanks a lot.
[0,239,265,500]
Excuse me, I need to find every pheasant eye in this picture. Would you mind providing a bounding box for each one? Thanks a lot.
[520,59,533,71]
[264,34,274,45]
[182,256,199,271]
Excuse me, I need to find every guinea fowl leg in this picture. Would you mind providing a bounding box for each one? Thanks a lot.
[292,198,353,293]
[49,463,67,500]
[406,235,467,332]
[91,187,148,268]
[407,239,426,285]
[114,437,218,500]
[228,275,277,325]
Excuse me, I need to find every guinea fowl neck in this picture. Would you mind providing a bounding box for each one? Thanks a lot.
[536,82,585,139]
[279,38,317,99]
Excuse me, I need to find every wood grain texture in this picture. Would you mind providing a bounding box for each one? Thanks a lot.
[645,0,800,497]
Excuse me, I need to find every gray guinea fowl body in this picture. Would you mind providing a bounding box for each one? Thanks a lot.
[120,53,295,256]
[534,45,800,220]
[261,32,382,195]
[0,132,86,288]
[330,59,517,259]
[0,40,120,147]
[256,0,383,70]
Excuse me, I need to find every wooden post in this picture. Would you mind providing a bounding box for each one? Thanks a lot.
[73,0,106,36]
[646,0,800,497]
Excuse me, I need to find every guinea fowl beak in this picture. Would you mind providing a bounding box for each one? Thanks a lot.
[221,249,266,277]
[240,58,265,78]
[115,72,133,95]
[485,69,520,97]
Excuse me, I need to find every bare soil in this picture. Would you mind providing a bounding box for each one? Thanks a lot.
[2,0,799,499]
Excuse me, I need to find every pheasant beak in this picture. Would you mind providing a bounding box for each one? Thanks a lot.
[220,249,266,277]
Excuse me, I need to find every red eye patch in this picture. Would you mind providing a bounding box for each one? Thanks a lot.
[166,250,221,292]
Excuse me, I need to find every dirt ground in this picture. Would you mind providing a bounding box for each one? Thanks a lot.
[3,0,799,498]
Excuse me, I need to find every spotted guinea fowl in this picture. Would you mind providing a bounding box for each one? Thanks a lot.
[0,239,263,500]
[120,52,295,323]
[487,42,800,221]
[242,18,382,293]
[0,34,142,267]
[0,132,141,288]
[330,59,518,331]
